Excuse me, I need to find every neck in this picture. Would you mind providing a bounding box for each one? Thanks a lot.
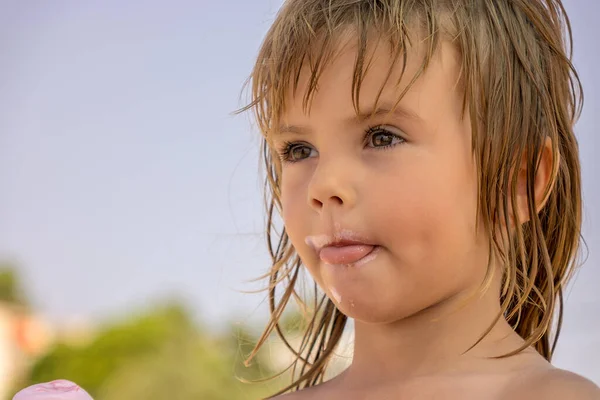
[341,286,530,389]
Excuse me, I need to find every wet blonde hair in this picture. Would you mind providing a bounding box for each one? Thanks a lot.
[238,0,583,396]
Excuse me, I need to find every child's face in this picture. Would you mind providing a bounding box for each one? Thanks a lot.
[274,36,492,323]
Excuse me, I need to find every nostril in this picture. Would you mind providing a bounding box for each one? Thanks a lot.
[310,196,343,209]
[330,195,343,205]
[311,198,324,209]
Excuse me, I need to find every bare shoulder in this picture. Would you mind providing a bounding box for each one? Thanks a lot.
[503,367,600,400]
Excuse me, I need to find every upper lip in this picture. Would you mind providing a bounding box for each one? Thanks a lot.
[305,229,376,254]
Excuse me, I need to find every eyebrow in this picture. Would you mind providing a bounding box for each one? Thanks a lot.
[277,102,421,135]
[356,103,422,122]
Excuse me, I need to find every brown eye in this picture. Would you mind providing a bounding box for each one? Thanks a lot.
[290,145,312,161]
[365,127,405,149]
[279,142,315,163]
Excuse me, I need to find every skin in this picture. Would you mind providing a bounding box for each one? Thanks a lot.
[271,31,600,400]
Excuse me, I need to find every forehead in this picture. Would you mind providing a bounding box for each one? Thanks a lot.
[279,32,463,125]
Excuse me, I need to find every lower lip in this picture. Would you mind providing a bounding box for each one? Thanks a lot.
[319,245,380,267]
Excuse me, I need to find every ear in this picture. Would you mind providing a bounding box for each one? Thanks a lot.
[513,136,558,224]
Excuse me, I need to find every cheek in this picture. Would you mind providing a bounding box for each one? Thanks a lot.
[280,173,316,266]
[281,172,306,229]
[373,153,481,279]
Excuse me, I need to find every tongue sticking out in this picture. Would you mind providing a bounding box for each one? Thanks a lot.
[319,244,375,265]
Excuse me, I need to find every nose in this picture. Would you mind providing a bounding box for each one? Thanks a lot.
[307,157,357,214]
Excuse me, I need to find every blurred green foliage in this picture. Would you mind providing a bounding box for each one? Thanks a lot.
[13,302,284,400]
[0,265,29,307]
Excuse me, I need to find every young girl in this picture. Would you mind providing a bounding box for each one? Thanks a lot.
[239,0,600,398]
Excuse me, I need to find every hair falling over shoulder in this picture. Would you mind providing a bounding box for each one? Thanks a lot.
[236,0,584,396]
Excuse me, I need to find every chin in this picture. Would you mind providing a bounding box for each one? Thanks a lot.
[332,289,458,326]
[332,296,417,324]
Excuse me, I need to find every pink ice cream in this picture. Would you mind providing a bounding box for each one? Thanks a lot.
[13,380,93,400]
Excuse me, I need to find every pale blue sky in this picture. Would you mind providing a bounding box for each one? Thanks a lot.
[0,0,598,382]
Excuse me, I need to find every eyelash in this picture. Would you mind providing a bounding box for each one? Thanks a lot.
[277,125,405,164]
